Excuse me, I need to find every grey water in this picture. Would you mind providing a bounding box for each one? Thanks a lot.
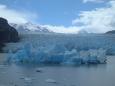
[0,56,115,86]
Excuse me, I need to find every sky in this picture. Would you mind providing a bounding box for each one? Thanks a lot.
[0,0,115,33]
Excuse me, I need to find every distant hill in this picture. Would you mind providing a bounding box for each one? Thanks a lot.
[106,30,115,34]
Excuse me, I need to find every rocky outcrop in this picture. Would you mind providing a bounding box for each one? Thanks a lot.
[0,17,19,51]
[0,17,19,42]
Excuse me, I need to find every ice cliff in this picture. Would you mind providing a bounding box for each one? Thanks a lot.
[5,33,110,65]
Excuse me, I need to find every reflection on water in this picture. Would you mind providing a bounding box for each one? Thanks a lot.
[0,56,115,86]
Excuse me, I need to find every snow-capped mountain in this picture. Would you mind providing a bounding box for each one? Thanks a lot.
[10,22,53,33]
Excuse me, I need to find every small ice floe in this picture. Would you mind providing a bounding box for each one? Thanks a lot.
[46,79,57,83]
[24,77,32,81]
[24,77,32,83]
[35,68,43,72]
[20,77,32,83]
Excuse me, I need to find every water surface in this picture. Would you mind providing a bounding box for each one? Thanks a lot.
[0,56,115,86]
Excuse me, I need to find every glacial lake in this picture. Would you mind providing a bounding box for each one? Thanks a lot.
[0,55,115,86]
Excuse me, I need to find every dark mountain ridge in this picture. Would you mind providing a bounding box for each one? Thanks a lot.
[0,17,19,51]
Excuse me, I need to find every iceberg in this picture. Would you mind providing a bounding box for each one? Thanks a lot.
[46,79,57,83]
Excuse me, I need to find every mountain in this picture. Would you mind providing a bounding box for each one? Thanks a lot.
[0,17,19,51]
[10,22,53,33]
[106,30,115,34]
[0,17,19,42]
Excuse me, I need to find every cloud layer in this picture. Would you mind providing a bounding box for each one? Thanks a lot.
[73,1,115,33]
[42,25,80,33]
[83,0,115,3]
[0,4,37,24]
[0,4,81,33]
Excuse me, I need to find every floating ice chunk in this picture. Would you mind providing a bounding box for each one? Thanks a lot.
[24,77,32,81]
[35,68,43,72]
[46,79,57,83]
[20,77,32,83]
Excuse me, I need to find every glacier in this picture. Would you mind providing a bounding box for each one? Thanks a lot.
[4,33,112,65]
[7,43,107,65]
